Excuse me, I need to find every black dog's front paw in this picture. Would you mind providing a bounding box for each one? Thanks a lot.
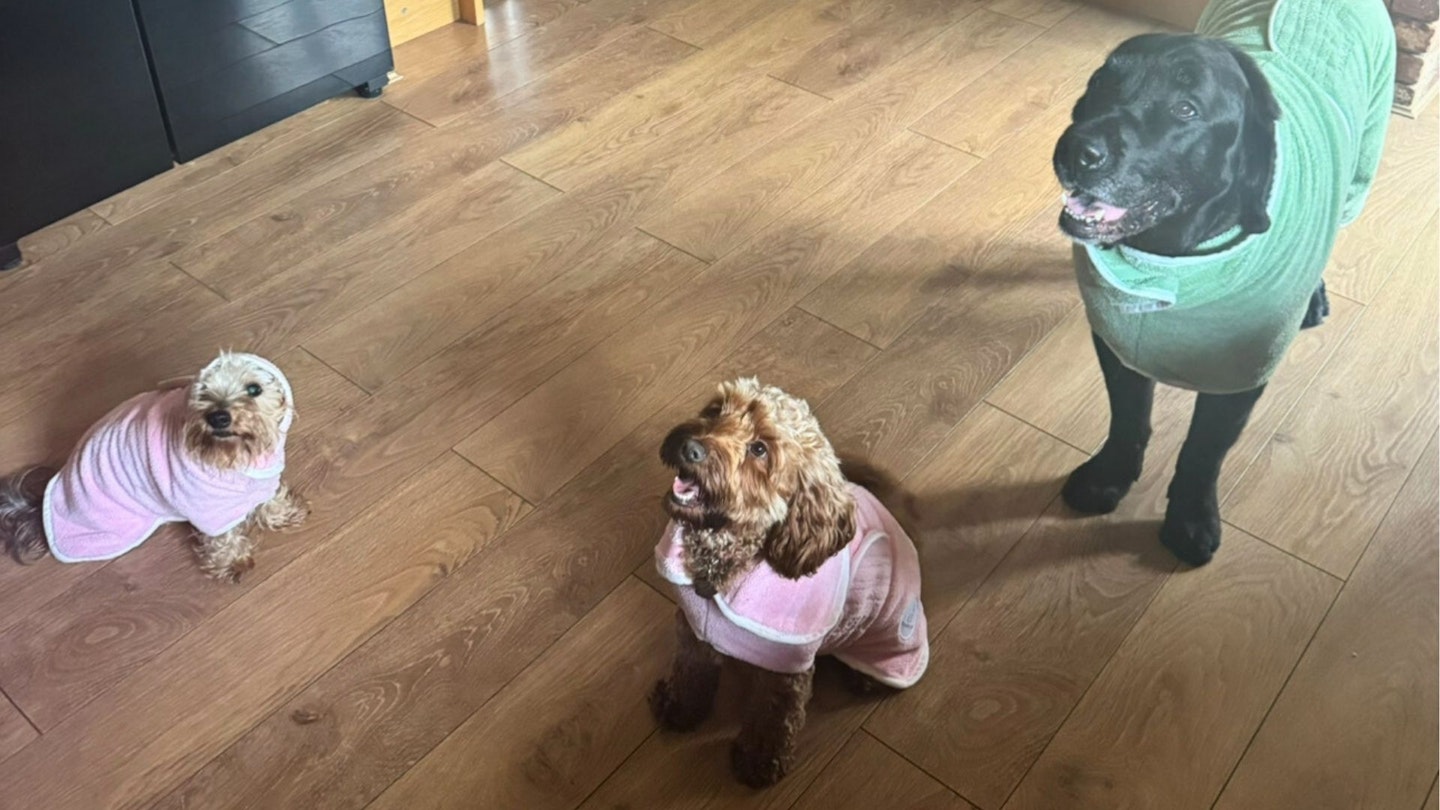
[1301,281,1329,329]
[730,740,789,788]
[1160,498,1222,566]
[649,678,711,732]
[1062,453,1140,515]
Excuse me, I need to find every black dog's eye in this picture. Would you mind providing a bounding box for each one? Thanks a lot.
[748,441,767,458]
[245,383,262,397]
[1172,101,1199,120]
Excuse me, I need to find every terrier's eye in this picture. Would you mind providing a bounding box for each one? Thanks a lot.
[701,402,722,418]
[748,441,767,458]
[245,383,262,397]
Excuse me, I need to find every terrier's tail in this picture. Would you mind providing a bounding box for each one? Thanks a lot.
[0,466,54,564]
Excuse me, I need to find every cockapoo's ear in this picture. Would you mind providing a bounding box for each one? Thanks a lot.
[764,471,855,579]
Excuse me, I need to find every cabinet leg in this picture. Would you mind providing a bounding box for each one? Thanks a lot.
[0,242,21,272]
[356,75,389,99]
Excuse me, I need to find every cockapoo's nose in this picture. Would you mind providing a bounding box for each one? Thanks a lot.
[206,410,232,430]
[681,438,707,464]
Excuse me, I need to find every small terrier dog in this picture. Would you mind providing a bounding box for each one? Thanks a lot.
[650,378,928,787]
[0,351,307,581]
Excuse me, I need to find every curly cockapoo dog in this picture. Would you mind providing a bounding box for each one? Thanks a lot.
[0,351,307,581]
[650,377,929,787]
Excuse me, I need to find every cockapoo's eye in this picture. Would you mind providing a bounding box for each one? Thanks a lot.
[748,441,767,458]
[245,383,263,397]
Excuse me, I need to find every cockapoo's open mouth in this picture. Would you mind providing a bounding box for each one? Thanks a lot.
[670,475,702,506]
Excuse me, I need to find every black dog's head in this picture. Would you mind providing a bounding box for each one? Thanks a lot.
[1054,34,1280,255]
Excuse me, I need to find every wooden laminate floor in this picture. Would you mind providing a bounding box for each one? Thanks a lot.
[0,0,1435,807]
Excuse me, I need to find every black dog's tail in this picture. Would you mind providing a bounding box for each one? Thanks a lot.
[0,466,54,564]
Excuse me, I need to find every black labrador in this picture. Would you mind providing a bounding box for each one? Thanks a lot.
[1051,34,1329,566]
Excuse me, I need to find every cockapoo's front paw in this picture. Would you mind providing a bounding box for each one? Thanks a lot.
[730,740,789,788]
[649,678,711,732]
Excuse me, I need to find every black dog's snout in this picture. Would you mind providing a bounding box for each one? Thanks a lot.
[1077,139,1107,170]
[206,410,232,430]
[681,438,707,464]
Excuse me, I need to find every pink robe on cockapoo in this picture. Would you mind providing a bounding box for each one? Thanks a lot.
[43,354,293,563]
[656,484,929,687]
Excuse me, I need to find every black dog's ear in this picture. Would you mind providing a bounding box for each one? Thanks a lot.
[764,470,855,580]
[1223,42,1280,235]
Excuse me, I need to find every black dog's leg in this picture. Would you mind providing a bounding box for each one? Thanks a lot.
[1300,280,1329,329]
[1160,385,1265,566]
[1063,332,1156,514]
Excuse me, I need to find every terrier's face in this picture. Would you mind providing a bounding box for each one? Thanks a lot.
[184,353,290,470]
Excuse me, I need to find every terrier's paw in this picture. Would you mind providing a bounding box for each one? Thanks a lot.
[1062,455,1138,515]
[1160,499,1222,566]
[649,679,711,732]
[201,555,254,584]
[730,740,789,788]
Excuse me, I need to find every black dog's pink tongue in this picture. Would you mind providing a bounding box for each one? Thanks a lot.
[1064,193,1128,223]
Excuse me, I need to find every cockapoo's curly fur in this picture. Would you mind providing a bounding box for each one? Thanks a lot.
[650,377,917,788]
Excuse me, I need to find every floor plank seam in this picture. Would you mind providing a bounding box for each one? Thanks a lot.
[168,260,233,304]
[995,553,1179,809]
[380,100,440,130]
[1205,578,1348,810]
[903,127,984,159]
[984,3,1080,29]
[762,73,835,102]
[859,727,978,808]
[640,23,708,52]
[792,302,884,351]
[1219,519,1348,584]
[496,157,570,194]
[0,686,41,742]
[1420,775,1440,810]
[87,205,120,227]
[447,449,536,512]
[1329,425,1440,582]
[631,225,716,265]
[983,400,1096,457]
[1332,207,1438,306]
[296,346,376,398]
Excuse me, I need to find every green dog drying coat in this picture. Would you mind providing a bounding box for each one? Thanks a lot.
[1077,0,1395,393]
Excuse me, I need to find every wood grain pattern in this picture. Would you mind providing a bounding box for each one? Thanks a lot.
[1214,435,1439,810]
[462,133,976,502]
[815,214,1078,478]
[0,104,423,338]
[309,74,820,391]
[0,691,36,765]
[366,578,671,810]
[910,6,1154,157]
[175,26,696,299]
[647,0,778,46]
[482,0,591,49]
[1003,530,1338,810]
[88,98,369,226]
[792,732,974,810]
[799,114,1072,348]
[986,287,1364,500]
[0,454,527,810]
[388,18,489,86]
[13,210,109,270]
[768,0,986,99]
[1325,106,1439,303]
[0,348,370,731]
[153,311,871,810]
[1226,214,1439,576]
[983,0,1079,27]
[862,371,1220,808]
[638,10,1042,262]
[390,0,701,126]
[900,404,1088,633]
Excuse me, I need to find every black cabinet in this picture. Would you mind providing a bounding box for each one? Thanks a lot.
[2,0,394,269]
[0,0,175,268]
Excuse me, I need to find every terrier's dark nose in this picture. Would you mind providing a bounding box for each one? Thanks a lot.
[206,410,232,430]
[681,438,707,464]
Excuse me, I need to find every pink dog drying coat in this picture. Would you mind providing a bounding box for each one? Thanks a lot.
[656,484,929,687]
[43,354,293,563]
